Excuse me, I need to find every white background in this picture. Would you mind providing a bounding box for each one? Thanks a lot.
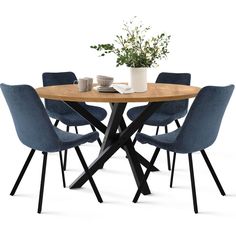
[0,0,235,235]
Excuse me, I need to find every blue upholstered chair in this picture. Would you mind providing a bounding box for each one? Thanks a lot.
[127,72,191,170]
[0,84,103,213]
[42,72,107,170]
[133,85,234,213]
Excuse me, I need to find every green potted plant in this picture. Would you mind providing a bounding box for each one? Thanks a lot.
[91,17,171,92]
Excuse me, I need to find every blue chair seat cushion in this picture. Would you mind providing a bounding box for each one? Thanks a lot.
[48,103,107,126]
[127,105,186,126]
[54,127,99,151]
[136,129,182,153]
[136,128,212,154]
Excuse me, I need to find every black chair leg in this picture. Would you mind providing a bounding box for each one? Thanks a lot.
[175,119,180,128]
[133,148,160,203]
[75,126,78,134]
[37,153,47,214]
[63,126,70,170]
[54,119,59,127]
[63,149,68,171]
[165,126,171,170]
[10,149,35,196]
[59,151,66,188]
[74,146,103,203]
[170,152,176,188]
[90,125,102,147]
[149,126,160,167]
[132,124,144,145]
[200,150,225,195]
[188,153,198,214]
[156,126,159,135]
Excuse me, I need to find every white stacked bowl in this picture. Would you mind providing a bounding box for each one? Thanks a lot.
[96,75,114,87]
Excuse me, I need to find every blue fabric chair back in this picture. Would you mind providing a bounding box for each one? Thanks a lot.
[42,72,84,114]
[155,72,191,115]
[177,85,234,153]
[43,71,77,85]
[0,84,60,152]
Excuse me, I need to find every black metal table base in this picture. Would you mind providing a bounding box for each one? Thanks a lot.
[66,101,163,195]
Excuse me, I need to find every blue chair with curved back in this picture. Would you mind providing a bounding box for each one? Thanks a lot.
[132,85,234,213]
[42,72,107,171]
[0,84,103,213]
[127,72,191,170]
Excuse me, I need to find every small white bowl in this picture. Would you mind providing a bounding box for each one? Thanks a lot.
[96,75,114,87]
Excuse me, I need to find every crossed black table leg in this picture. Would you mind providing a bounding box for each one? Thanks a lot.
[66,101,163,195]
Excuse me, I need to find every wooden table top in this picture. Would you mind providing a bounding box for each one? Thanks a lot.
[36,83,201,103]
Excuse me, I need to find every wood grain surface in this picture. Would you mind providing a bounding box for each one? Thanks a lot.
[36,83,200,103]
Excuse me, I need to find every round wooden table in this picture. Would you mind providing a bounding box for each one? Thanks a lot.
[37,83,200,103]
[36,83,200,194]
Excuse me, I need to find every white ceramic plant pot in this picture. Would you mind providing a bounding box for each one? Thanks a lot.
[130,67,147,92]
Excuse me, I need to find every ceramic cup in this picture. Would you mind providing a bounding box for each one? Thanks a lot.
[79,78,88,92]
[85,77,93,91]
[74,77,93,92]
